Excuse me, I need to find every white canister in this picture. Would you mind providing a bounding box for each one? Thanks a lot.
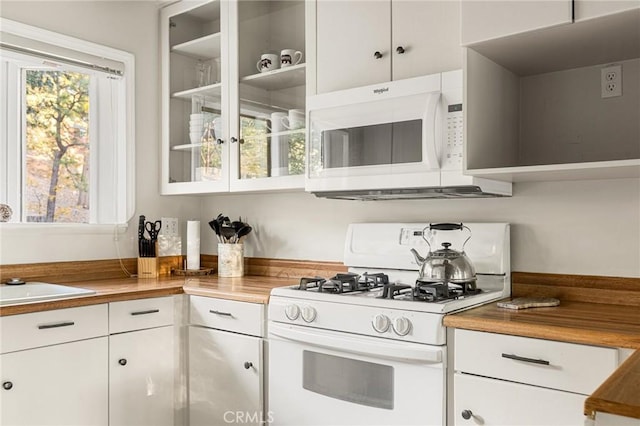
[218,243,244,277]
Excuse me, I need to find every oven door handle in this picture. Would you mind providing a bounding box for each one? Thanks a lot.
[269,323,442,364]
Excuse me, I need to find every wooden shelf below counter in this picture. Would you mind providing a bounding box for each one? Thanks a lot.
[585,350,640,420]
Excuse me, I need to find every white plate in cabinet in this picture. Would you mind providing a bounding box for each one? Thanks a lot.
[0,304,108,354]
[454,373,586,426]
[109,296,175,334]
[189,295,265,337]
[454,330,618,395]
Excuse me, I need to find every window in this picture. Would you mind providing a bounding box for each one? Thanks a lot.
[0,18,134,225]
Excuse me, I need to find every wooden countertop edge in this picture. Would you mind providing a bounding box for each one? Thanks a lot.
[183,287,269,304]
[443,315,640,349]
[585,351,640,419]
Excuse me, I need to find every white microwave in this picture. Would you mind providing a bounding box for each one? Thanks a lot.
[305,70,511,199]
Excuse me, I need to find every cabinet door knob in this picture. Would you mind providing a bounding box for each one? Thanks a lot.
[373,51,383,59]
[396,46,405,54]
[230,137,238,143]
[244,361,253,370]
[118,358,127,366]
[2,381,13,390]
[216,139,224,145]
[461,410,473,420]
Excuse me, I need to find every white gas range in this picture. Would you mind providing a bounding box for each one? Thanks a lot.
[267,222,510,426]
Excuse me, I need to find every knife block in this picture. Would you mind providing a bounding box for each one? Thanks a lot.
[138,257,158,279]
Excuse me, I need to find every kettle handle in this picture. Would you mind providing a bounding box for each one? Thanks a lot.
[429,223,463,231]
[427,223,473,251]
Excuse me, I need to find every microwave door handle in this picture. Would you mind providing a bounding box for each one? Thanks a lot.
[423,93,441,169]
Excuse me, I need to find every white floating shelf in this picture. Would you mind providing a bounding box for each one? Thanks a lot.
[240,64,306,91]
[171,32,221,60]
[243,128,306,141]
[172,143,203,151]
[172,82,222,100]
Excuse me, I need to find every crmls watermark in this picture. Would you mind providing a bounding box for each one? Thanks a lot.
[223,411,274,424]
[373,87,389,94]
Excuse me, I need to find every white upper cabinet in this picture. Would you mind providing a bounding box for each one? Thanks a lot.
[461,0,573,45]
[574,0,640,22]
[161,0,306,195]
[314,0,462,94]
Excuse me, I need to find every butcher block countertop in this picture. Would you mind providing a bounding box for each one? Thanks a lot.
[444,272,640,421]
[443,300,640,349]
[0,275,298,316]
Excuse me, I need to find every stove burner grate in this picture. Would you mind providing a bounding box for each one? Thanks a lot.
[297,272,389,294]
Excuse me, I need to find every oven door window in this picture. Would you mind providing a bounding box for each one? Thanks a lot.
[302,350,394,409]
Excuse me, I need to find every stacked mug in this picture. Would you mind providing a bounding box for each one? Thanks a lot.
[189,114,204,144]
[270,108,304,177]
[257,49,303,73]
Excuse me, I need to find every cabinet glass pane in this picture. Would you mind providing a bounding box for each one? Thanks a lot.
[167,1,225,184]
[236,0,306,180]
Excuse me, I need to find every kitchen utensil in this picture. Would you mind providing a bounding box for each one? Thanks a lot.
[235,225,252,242]
[145,220,162,241]
[410,223,476,284]
[497,297,560,310]
[221,226,236,243]
[138,215,146,257]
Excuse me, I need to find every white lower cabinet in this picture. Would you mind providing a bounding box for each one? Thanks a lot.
[453,329,620,426]
[1,337,109,426]
[109,326,175,426]
[454,373,586,425]
[188,296,265,426]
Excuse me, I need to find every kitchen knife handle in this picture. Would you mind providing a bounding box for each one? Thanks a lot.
[209,309,233,317]
[130,309,160,316]
[38,321,75,330]
[501,353,550,366]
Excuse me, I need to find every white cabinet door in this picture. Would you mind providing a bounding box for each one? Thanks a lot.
[454,373,587,426]
[189,326,263,426]
[574,0,639,21]
[109,326,175,426]
[316,0,391,93]
[460,0,573,45]
[392,0,462,80]
[0,337,108,426]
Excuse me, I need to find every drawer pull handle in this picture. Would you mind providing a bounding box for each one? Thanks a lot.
[461,410,473,420]
[209,309,233,317]
[2,381,13,391]
[502,353,550,365]
[38,321,75,330]
[130,309,160,316]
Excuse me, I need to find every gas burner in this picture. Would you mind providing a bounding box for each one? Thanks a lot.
[377,283,412,299]
[414,282,450,302]
[297,272,389,294]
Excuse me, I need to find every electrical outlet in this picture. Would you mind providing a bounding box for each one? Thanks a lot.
[601,65,622,98]
[161,217,179,237]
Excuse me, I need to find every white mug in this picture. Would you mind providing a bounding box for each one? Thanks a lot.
[257,53,279,73]
[280,49,303,68]
[282,109,305,130]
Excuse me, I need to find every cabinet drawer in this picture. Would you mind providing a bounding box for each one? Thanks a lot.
[454,373,586,426]
[109,296,174,334]
[0,304,108,354]
[454,329,618,394]
[190,296,264,337]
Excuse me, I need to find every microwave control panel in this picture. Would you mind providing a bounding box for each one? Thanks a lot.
[442,103,463,170]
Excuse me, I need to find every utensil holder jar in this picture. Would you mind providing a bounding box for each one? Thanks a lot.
[218,243,244,277]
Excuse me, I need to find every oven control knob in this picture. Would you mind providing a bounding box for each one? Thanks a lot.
[301,306,317,323]
[392,317,412,336]
[372,314,391,333]
[284,304,300,321]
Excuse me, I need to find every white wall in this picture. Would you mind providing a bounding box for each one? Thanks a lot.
[200,178,640,277]
[0,1,201,265]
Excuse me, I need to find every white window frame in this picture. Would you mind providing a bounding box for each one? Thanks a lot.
[0,17,135,228]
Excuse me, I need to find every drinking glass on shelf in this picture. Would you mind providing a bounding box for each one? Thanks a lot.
[196,61,212,87]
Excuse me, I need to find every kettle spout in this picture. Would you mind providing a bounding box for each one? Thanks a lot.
[410,248,426,265]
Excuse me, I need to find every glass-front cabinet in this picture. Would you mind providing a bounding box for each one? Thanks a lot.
[161,0,306,195]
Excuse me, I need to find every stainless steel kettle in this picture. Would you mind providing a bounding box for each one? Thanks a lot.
[410,223,476,284]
